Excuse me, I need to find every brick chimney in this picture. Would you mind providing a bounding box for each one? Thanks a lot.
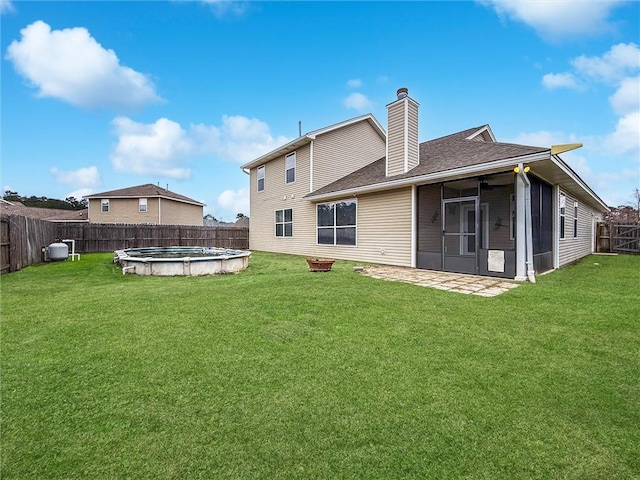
[386,87,419,176]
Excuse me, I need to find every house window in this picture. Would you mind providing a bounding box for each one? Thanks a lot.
[275,208,293,237]
[317,200,356,246]
[559,193,566,239]
[285,152,296,184]
[573,202,578,238]
[101,199,109,213]
[139,198,147,212]
[257,165,265,192]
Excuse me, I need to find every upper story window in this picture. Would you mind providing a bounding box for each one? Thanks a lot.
[257,165,265,192]
[275,208,293,237]
[139,198,147,212]
[317,200,357,246]
[285,152,296,184]
[101,199,109,213]
[559,193,566,239]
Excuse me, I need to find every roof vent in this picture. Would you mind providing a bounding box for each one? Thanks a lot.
[397,87,409,99]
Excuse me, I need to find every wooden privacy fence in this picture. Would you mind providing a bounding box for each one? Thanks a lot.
[56,223,249,253]
[1,215,59,273]
[1,216,249,274]
[596,222,640,254]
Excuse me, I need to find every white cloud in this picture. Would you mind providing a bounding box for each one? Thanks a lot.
[192,115,291,163]
[216,188,249,217]
[603,110,640,154]
[200,0,248,17]
[5,20,162,110]
[1,0,14,14]
[377,75,389,84]
[477,0,625,40]
[344,92,373,111]
[110,114,290,178]
[111,117,193,179]
[66,188,95,201]
[572,43,640,84]
[50,166,100,186]
[541,72,581,90]
[539,43,639,163]
[610,76,640,115]
[346,78,363,88]
[508,130,583,149]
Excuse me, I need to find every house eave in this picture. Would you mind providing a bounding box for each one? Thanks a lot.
[304,151,552,202]
[546,155,609,211]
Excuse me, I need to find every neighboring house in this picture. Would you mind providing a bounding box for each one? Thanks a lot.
[0,199,88,222]
[241,88,608,281]
[84,184,204,226]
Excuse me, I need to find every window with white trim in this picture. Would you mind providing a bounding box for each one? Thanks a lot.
[257,165,265,192]
[559,193,566,239]
[285,152,296,184]
[275,209,293,237]
[139,198,147,212]
[101,199,109,213]
[317,200,356,246]
[573,202,578,238]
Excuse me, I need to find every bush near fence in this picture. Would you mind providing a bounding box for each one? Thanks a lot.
[1,216,249,274]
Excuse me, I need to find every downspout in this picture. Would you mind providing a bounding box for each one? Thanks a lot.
[518,162,536,283]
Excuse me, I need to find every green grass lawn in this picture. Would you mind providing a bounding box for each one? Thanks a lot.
[1,252,639,479]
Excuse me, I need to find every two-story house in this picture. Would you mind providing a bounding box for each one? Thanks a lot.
[241,88,608,281]
[84,184,204,226]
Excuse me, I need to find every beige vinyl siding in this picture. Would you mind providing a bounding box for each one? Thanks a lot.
[308,188,413,266]
[249,144,315,253]
[89,198,157,224]
[407,100,419,171]
[249,179,412,266]
[88,197,202,225]
[558,190,596,266]
[312,121,385,191]
[159,199,203,226]
[386,101,405,177]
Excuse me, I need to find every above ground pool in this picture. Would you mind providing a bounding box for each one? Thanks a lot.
[114,246,251,276]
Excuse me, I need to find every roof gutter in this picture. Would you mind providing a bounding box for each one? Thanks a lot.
[305,150,551,202]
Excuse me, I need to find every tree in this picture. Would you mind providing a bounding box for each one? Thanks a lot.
[65,196,88,210]
[2,191,86,210]
[236,213,247,219]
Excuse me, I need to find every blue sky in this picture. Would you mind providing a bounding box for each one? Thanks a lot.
[1,0,639,220]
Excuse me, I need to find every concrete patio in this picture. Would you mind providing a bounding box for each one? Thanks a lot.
[357,265,520,297]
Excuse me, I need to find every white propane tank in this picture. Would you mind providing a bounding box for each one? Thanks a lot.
[48,242,69,261]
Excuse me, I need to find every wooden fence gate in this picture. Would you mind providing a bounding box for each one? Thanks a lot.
[596,222,640,254]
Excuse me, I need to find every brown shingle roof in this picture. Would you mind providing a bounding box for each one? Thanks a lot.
[306,126,549,198]
[84,183,204,206]
[0,202,88,221]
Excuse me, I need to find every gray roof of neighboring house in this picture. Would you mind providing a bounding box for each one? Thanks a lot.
[84,184,205,206]
[306,126,549,198]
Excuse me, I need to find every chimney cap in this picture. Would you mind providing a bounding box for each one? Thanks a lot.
[397,87,409,99]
